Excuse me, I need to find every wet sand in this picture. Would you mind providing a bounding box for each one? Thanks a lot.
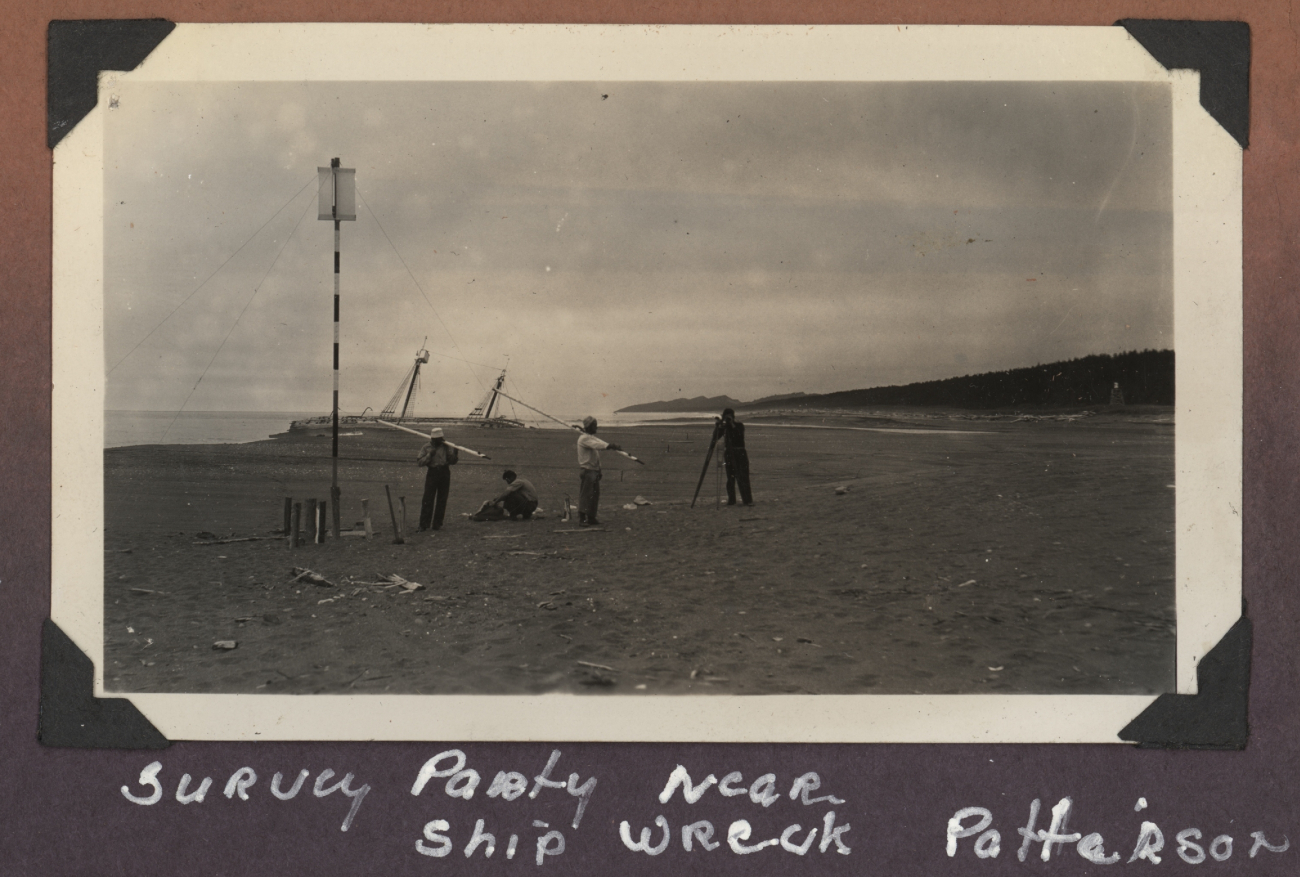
[103,410,1175,695]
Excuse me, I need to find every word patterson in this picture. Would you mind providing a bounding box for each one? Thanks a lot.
[946,797,1290,865]
[619,765,851,857]
[120,761,369,831]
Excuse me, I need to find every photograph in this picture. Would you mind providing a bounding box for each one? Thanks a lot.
[14,9,1300,877]
[51,24,1241,741]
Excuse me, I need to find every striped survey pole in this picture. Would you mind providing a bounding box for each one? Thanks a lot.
[319,157,356,538]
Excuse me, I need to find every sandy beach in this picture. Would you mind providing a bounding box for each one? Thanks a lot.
[102,410,1175,696]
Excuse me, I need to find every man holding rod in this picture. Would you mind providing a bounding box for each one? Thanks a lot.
[576,416,623,527]
[416,427,459,531]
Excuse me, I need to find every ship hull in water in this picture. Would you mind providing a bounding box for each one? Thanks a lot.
[292,350,528,433]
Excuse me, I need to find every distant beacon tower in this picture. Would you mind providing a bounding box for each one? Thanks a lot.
[1110,381,1125,406]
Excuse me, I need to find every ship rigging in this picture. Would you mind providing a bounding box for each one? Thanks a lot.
[291,344,525,431]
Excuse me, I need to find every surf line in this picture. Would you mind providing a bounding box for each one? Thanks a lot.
[750,423,995,436]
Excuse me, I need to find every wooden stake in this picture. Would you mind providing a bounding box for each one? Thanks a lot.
[305,498,318,544]
[282,497,293,535]
[290,502,302,548]
[361,499,374,539]
[385,485,404,544]
[399,497,407,540]
[318,501,328,543]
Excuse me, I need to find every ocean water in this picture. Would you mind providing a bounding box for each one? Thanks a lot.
[105,409,716,448]
[105,411,317,448]
[581,412,717,429]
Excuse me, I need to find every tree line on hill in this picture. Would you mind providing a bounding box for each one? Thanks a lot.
[743,349,1174,411]
[616,391,810,414]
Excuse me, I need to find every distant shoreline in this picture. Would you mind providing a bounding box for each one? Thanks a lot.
[105,405,1174,450]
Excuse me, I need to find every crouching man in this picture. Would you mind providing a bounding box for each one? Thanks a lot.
[471,469,539,522]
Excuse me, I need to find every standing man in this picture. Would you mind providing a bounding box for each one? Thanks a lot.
[576,416,622,526]
[714,407,753,506]
[417,427,459,531]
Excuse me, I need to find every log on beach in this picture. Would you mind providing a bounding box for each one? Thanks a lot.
[193,536,277,546]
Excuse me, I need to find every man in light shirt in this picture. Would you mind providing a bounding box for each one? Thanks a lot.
[576,416,622,527]
[472,469,539,521]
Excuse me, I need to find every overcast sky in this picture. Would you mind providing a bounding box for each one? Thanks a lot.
[104,80,1171,416]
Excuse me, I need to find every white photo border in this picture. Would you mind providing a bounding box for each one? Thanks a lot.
[52,23,1242,742]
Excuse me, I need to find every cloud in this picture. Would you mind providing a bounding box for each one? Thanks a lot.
[104,80,1171,413]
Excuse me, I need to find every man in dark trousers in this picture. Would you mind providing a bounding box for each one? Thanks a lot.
[576,416,623,526]
[714,407,753,506]
[417,427,458,531]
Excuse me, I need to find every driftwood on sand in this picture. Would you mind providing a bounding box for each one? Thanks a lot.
[194,535,278,546]
[290,567,333,587]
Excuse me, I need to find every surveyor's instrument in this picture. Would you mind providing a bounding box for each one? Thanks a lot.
[690,420,723,508]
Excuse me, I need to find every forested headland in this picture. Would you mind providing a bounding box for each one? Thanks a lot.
[743,350,1174,412]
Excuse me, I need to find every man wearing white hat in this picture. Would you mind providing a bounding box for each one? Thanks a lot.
[576,416,622,526]
[416,427,459,531]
